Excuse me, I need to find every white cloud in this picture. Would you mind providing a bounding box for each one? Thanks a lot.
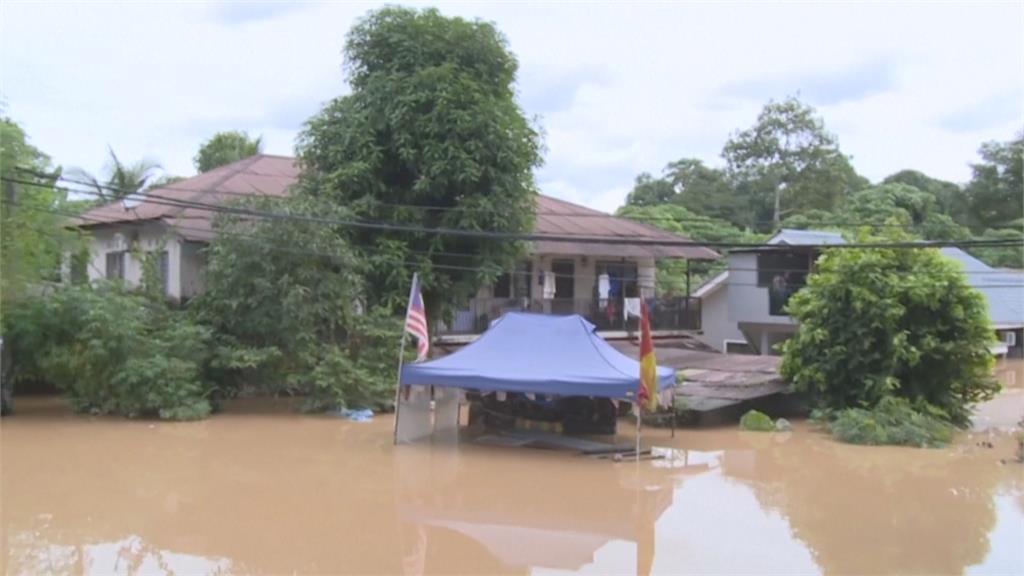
[2,1,1021,212]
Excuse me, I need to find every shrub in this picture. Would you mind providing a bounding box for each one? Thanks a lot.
[2,284,213,419]
[828,397,954,448]
[740,410,775,432]
[781,231,998,427]
[195,197,403,410]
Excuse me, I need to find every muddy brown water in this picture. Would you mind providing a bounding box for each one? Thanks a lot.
[2,361,1023,575]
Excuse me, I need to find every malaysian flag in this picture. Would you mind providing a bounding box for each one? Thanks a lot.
[404,273,429,361]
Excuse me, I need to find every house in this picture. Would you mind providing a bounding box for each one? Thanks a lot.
[695,229,1024,357]
[70,155,719,335]
[70,154,299,300]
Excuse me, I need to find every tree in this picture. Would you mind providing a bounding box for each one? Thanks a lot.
[0,117,79,305]
[780,232,998,427]
[68,147,162,201]
[663,158,747,224]
[723,96,865,229]
[882,169,969,225]
[964,132,1024,231]
[624,173,675,206]
[3,283,214,420]
[297,6,542,320]
[969,228,1023,269]
[193,196,401,410]
[616,203,765,294]
[193,131,263,173]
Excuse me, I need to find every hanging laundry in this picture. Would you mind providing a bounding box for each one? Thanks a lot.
[623,297,641,321]
[542,270,556,299]
[598,273,610,308]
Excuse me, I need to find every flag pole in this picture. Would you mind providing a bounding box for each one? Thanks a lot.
[635,403,641,462]
[670,387,676,438]
[392,272,418,446]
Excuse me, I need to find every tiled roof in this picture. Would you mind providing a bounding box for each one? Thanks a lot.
[75,155,299,241]
[74,155,719,260]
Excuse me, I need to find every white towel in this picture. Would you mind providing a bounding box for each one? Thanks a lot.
[598,273,610,299]
[623,297,641,320]
[542,271,556,299]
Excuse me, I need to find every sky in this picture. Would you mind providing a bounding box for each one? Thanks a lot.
[2,1,1021,213]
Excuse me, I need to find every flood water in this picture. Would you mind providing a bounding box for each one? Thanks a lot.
[2,361,1023,575]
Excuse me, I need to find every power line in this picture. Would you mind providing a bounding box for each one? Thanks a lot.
[4,172,1023,252]
[8,200,1024,290]
[99,165,984,232]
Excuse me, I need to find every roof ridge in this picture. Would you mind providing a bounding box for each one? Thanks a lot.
[162,155,265,220]
[537,194,608,216]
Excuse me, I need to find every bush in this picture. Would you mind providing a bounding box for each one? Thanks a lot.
[2,284,213,419]
[195,197,403,411]
[781,232,998,427]
[828,397,954,448]
[740,409,775,431]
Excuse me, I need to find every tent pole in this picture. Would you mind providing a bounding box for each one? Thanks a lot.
[392,332,407,445]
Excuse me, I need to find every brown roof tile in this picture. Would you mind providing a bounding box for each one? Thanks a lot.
[74,155,718,260]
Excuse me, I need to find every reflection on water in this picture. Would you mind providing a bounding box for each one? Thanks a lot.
[2,394,1022,575]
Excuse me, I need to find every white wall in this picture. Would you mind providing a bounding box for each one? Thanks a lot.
[726,252,796,326]
[85,223,183,299]
[696,285,746,352]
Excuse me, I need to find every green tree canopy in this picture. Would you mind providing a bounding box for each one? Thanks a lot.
[624,172,675,206]
[193,131,263,173]
[1,116,80,306]
[780,232,998,427]
[616,203,765,294]
[664,158,747,225]
[297,6,542,319]
[882,169,968,225]
[722,96,867,229]
[780,183,972,241]
[965,132,1024,232]
[193,196,402,410]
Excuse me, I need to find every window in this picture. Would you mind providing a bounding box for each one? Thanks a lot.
[70,251,89,285]
[156,251,169,295]
[757,252,810,287]
[492,262,532,299]
[552,260,575,299]
[1005,331,1017,347]
[105,251,125,280]
[493,272,512,298]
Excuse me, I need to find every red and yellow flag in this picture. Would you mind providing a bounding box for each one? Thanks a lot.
[637,300,659,412]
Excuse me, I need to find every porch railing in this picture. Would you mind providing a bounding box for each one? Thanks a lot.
[439,296,701,336]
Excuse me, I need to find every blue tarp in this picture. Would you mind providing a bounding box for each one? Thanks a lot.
[401,313,675,399]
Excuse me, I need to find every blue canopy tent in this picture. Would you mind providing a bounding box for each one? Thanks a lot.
[402,312,675,398]
[396,313,675,446]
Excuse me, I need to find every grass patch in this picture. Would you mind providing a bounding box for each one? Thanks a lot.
[827,397,954,448]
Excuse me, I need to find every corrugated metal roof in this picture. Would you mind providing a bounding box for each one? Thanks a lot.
[767,229,847,246]
[74,155,719,260]
[940,247,1024,328]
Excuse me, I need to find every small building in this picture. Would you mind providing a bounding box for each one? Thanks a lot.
[70,154,298,300]
[70,155,718,336]
[695,229,1024,357]
[695,229,844,354]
